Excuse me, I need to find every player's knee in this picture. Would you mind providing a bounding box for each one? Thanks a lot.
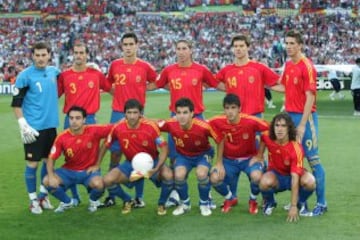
[301,172,316,191]
[196,168,209,180]
[91,177,104,190]
[174,167,186,181]
[259,174,275,190]
[42,175,49,186]
[250,170,262,184]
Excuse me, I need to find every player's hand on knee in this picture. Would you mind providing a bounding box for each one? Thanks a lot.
[18,117,39,144]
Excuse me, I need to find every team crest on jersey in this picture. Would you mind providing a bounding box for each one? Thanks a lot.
[12,87,20,96]
[192,78,198,85]
[88,81,94,88]
[195,140,201,146]
[284,159,290,166]
[50,146,56,154]
[87,142,93,149]
[76,139,82,144]
[136,75,141,83]
[242,133,249,140]
[78,75,83,80]
[293,77,298,84]
[248,76,255,83]
[142,140,149,146]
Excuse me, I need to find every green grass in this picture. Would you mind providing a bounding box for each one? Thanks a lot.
[0,91,359,240]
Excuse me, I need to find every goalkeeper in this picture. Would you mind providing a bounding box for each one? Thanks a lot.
[11,42,60,214]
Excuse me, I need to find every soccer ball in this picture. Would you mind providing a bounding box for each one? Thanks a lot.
[131,152,154,175]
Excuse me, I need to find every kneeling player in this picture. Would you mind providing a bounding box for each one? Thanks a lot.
[99,99,173,215]
[258,113,316,222]
[43,106,113,213]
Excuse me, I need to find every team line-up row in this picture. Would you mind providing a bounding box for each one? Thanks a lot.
[11,30,327,220]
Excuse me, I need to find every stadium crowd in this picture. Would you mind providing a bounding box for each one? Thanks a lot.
[0,0,359,81]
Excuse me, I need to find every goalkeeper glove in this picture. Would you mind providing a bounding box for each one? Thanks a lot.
[18,117,39,144]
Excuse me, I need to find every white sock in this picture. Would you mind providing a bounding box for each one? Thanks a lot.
[29,192,37,201]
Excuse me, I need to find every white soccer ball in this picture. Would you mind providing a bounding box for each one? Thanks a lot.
[131,152,154,175]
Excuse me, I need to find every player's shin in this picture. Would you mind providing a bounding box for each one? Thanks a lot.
[212,181,230,197]
[310,160,326,205]
[159,179,174,205]
[89,188,104,201]
[299,186,314,203]
[108,184,132,202]
[198,177,211,203]
[25,165,37,200]
[38,162,49,199]
[47,185,71,203]
[174,179,188,201]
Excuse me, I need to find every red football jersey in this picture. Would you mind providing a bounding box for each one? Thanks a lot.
[58,68,109,114]
[106,118,166,161]
[158,118,221,157]
[280,56,317,113]
[107,58,157,112]
[261,133,304,176]
[209,113,269,159]
[216,61,279,115]
[156,62,218,114]
[49,124,113,170]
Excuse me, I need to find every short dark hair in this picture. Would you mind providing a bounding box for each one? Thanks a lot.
[121,32,138,43]
[223,93,241,108]
[231,34,250,47]
[269,113,296,141]
[176,39,193,49]
[356,58,360,64]
[124,99,143,112]
[32,42,51,54]
[67,105,87,118]
[73,42,89,53]
[175,97,194,112]
[285,30,304,44]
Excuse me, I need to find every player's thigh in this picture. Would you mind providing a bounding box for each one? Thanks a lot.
[223,158,241,183]
[54,168,74,188]
[103,166,126,186]
[85,170,103,189]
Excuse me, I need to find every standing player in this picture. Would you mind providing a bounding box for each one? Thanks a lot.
[209,94,269,214]
[351,58,360,116]
[280,29,327,216]
[11,42,60,214]
[58,42,110,129]
[99,99,173,215]
[157,98,222,216]
[58,42,110,203]
[103,32,158,208]
[215,34,282,208]
[259,113,315,221]
[150,39,220,207]
[43,106,113,213]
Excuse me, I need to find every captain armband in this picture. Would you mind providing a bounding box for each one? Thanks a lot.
[11,87,29,107]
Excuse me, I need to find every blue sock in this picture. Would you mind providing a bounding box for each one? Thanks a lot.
[25,165,37,194]
[250,182,260,197]
[108,184,131,202]
[158,179,174,205]
[229,175,239,197]
[47,186,71,203]
[174,179,188,201]
[261,189,275,204]
[312,162,326,205]
[198,177,210,203]
[213,181,231,197]
[89,188,104,201]
[299,186,314,203]
[69,185,80,200]
[135,179,144,199]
